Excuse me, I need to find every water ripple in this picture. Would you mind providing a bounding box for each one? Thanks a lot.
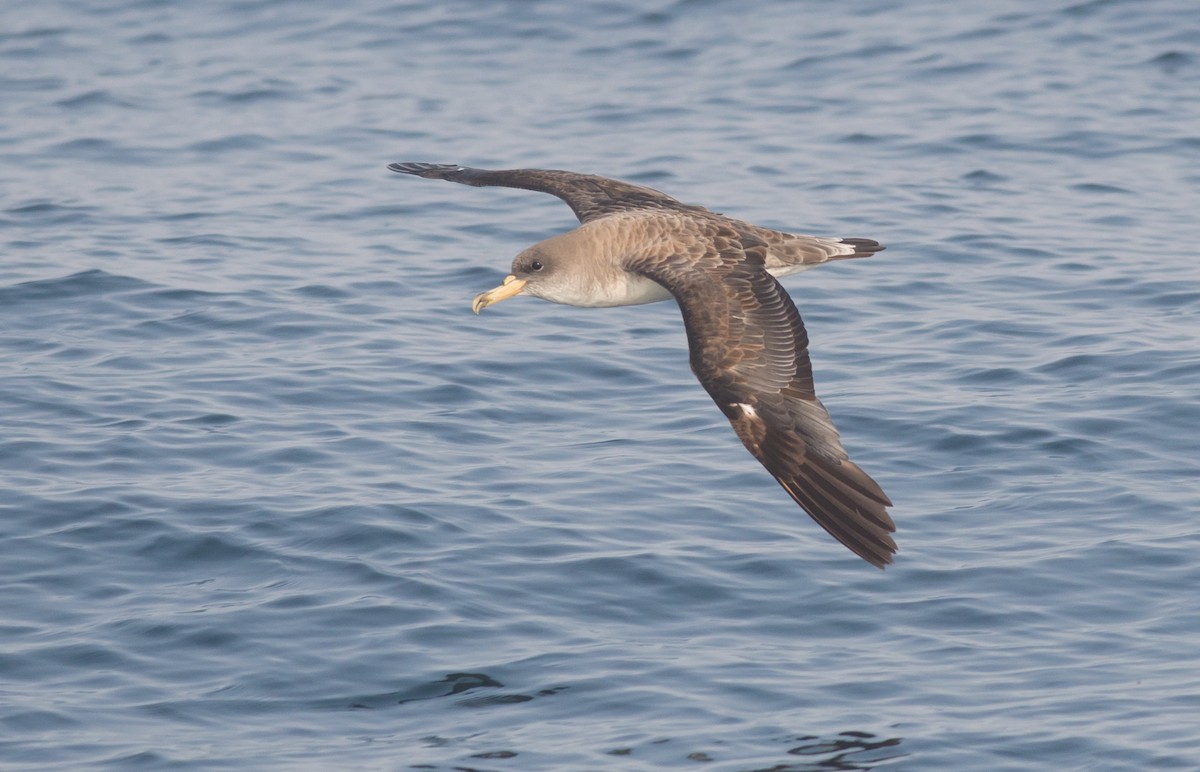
[3,0,1200,769]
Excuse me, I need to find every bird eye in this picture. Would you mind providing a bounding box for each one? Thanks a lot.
[530,259,544,271]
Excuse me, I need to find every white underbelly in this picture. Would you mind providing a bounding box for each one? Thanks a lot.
[586,273,674,306]
[559,262,817,308]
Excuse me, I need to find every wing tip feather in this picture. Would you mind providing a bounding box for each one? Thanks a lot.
[777,469,897,569]
[387,161,466,178]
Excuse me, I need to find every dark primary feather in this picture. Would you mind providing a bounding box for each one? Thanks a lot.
[387,162,711,223]
[628,224,896,567]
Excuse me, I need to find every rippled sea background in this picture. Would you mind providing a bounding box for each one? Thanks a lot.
[4,1,1199,769]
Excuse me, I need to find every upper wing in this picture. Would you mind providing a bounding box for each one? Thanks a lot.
[629,224,896,567]
[388,162,711,223]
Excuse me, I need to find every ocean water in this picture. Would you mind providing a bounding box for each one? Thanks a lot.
[3,0,1200,769]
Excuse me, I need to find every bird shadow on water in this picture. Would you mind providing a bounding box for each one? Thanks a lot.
[338,672,905,770]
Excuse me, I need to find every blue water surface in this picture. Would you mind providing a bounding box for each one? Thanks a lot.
[3,1,1200,769]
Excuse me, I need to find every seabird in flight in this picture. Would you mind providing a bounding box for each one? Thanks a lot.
[389,162,896,567]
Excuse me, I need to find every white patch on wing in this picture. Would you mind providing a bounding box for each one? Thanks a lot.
[732,402,758,418]
[766,263,819,278]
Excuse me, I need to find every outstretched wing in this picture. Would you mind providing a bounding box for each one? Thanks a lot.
[629,224,896,567]
[388,162,711,223]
